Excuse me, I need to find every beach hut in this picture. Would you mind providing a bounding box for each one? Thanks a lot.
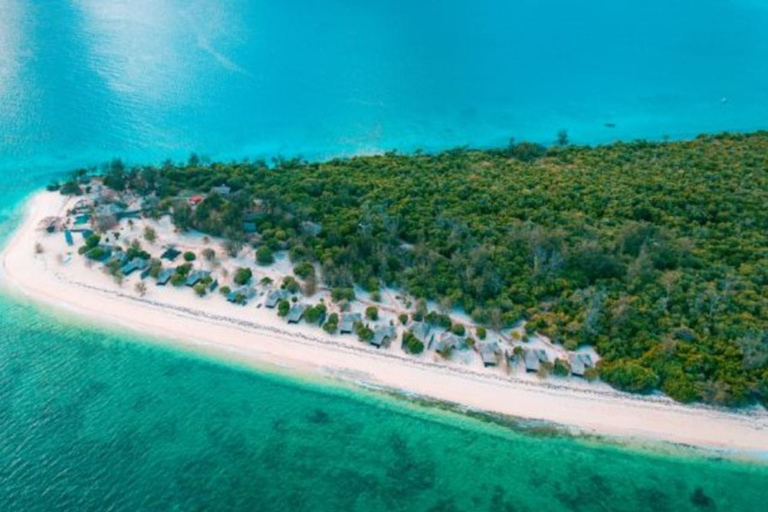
[265,289,290,308]
[121,258,148,276]
[211,185,231,196]
[208,279,218,292]
[287,304,308,324]
[157,268,175,286]
[339,313,362,334]
[227,287,256,304]
[107,251,129,266]
[523,350,540,372]
[409,321,433,345]
[160,248,181,261]
[300,221,323,237]
[370,325,396,348]
[569,354,586,377]
[80,229,94,239]
[434,332,464,355]
[64,229,74,246]
[140,267,152,280]
[478,341,500,367]
[185,270,210,287]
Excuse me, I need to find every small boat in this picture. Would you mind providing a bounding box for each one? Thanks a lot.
[604,123,616,128]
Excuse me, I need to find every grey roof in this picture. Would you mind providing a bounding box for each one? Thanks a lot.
[287,304,308,323]
[157,268,175,285]
[161,248,181,261]
[569,354,585,376]
[121,257,148,276]
[578,353,594,368]
[265,289,291,308]
[409,321,432,343]
[227,286,256,303]
[523,350,540,372]
[370,325,396,348]
[185,270,210,286]
[211,185,231,196]
[535,349,549,363]
[434,332,463,354]
[339,313,362,334]
[478,341,499,366]
[108,251,129,265]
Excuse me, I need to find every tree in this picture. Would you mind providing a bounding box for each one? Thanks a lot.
[277,299,290,317]
[143,226,157,244]
[323,313,339,334]
[293,261,315,279]
[553,358,571,376]
[398,313,409,325]
[202,248,216,262]
[183,251,196,262]
[172,202,193,231]
[193,282,207,297]
[256,246,275,265]
[282,276,301,294]
[402,332,424,354]
[556,130,569,147]
[233,267,252,286]
[135,282,147,297]
[365,306,379,321]
[476,326,487,340]
[219,285,231,296]
[451,323,466,336]
[598,360,659,394]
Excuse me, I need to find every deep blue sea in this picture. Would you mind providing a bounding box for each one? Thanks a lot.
[1,1,768,510]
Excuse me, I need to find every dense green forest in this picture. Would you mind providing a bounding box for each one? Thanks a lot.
[72,132,768,406]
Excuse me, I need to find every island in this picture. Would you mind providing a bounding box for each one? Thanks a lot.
[2,132,768,454]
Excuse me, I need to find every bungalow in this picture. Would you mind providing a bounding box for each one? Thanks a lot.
[227,287,256,304]
[80,229,94,239]
[569,354,585,377]
[156,268,175,286]
[208,279,219,292]
[409,321,433,344]
[107,251,130,266]
[339,313,363,334]
[64,229,74,246]
[287,304,308,324]
[185,270,210,287]
[211,184,231,196]
[523,349,550,372]
[434,332,464,355]
[140,267,152,280]
[300,221,322,237]
[121,257,148,276]
[370,325,396,348]
[478,341,500,367]
[523,350,540,372]
[265,289,291,308]
[569,353,594,378]
[242,221,257,234]
[160,248,181,261]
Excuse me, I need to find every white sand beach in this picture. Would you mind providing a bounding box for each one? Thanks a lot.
[2,191,768,456]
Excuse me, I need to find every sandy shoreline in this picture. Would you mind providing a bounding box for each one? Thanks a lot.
[2,191,768,457]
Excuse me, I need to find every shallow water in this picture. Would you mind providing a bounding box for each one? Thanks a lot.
[1,1,768,510]
[1,0,768,173]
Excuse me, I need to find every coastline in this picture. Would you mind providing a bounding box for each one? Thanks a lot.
[2,191,768,458]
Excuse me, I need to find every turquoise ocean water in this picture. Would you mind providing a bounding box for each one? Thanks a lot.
[1,1,768,510]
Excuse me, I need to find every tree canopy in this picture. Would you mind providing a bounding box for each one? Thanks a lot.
[98,132,768,406]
